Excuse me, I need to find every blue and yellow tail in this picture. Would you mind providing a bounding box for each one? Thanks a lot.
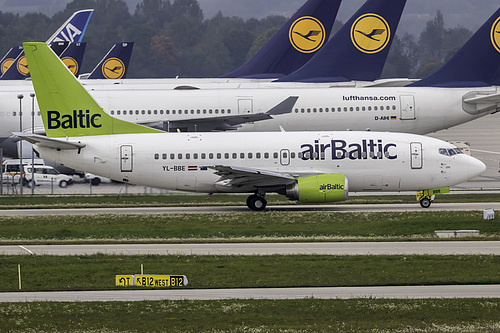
[410,7,500,88]
[221,0,341,79]
[0,46,23,75]
[278,0,406,83]
[87,42,134,79]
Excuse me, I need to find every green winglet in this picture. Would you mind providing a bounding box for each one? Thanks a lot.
[23,42,162,137]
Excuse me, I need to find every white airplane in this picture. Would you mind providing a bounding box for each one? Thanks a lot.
[17,42,486,210]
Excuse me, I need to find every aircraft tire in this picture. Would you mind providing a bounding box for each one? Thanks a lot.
[420,197,431,208]
[247,195,267,211]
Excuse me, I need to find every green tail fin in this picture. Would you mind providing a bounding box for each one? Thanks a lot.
[23,42,162,137]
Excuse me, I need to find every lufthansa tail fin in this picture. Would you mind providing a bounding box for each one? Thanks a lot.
[59,42,87,77]
[86,42,134,79]
[0,46,23,75]
[0,50,29,80]
[23,42,161,138]
[278,0,406,83]
[410,7,500,88]
[221,0,341,79]
[45,9,93,44]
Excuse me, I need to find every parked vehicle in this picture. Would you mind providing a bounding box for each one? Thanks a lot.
[84,173,112,186]
[1,159,45,184]
[24,165,73,188]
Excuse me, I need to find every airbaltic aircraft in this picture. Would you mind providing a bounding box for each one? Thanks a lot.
[17,42,486,210]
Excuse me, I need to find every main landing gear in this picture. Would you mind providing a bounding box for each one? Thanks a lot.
[246,194,267,211]
[419,197,432,208]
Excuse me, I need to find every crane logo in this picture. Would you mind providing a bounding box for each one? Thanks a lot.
[102,57,125,79]
[491,16,500,53]
[351,13,390,54]
[289,16,325,53]
[1,58,14,74]
[16,55,30,76]
[61,56,79,76]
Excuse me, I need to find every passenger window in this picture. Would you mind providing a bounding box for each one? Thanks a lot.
[186,153,190,159]
[256,153,261,159]
[209,153,214,159]
[201,153,206,159]
[224,153,229,159]
[170,153,175,159]
[154,153,159,160]
[193,153,198,159]
[217,153,221,159]
[240,153,245,159]
[162,154,167,160]
[232,153,237,159]
[248,153,253,159]
[264,152,269,159]
[177,153,182,160]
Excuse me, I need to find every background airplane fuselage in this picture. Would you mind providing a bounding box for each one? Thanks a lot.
[0,80,493,156]
[32,131,483,194]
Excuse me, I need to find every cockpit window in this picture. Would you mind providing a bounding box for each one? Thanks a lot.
[439,148,464,156]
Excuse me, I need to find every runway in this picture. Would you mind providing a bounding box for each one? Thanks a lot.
[2,241,500,256]
[2,285,500,302]
[1,201,499,216]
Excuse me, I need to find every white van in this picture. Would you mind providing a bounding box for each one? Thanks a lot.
[24,165,73,188]
[1,159,45,184]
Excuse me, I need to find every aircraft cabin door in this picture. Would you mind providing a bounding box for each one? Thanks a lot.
[280,149,290,166]
[238,99,253,114]
[120,145,133,172]
[400,95,415,120]
[410,142,422,169]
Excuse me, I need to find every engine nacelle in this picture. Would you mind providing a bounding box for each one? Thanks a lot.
[286,174,348,203]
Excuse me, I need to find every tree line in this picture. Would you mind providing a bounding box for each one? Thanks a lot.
[0,0,473,79]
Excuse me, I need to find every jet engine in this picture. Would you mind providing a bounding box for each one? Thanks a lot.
[285,174,348,203]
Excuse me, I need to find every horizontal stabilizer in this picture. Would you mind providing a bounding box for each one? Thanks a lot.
[13,133,86,150]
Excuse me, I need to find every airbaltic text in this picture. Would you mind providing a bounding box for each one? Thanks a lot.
[301,139,397,160]
[47,110,101,129]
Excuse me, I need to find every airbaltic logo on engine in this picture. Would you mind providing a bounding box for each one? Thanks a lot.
[289,16,326,53]
[491,16,500,53]
[351,13,390,54]
[301,139,397,160]
[48,110,101,129]
[319,184,344,191]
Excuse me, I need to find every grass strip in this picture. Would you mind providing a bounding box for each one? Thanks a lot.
[0,192,499,209]
[0,211,498,244]
[1,299,500,332]
[1,255,499,292]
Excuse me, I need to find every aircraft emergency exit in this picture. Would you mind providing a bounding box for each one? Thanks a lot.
[18,42,486,210]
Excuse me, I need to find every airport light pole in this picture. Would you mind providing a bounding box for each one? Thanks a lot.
[17,94,23,195]
[30,93,35,195]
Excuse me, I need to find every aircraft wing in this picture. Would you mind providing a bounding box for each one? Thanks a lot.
[13,132,86,150]
[140,96,298,132]
[209,165,297,189]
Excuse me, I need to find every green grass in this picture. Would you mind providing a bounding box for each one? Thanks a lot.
[0,210,499,244]
[0,192,499,209]
[1,299,500,332]
[1,255,500,292]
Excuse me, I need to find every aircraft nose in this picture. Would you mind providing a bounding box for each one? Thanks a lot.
[467,155,486,179]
